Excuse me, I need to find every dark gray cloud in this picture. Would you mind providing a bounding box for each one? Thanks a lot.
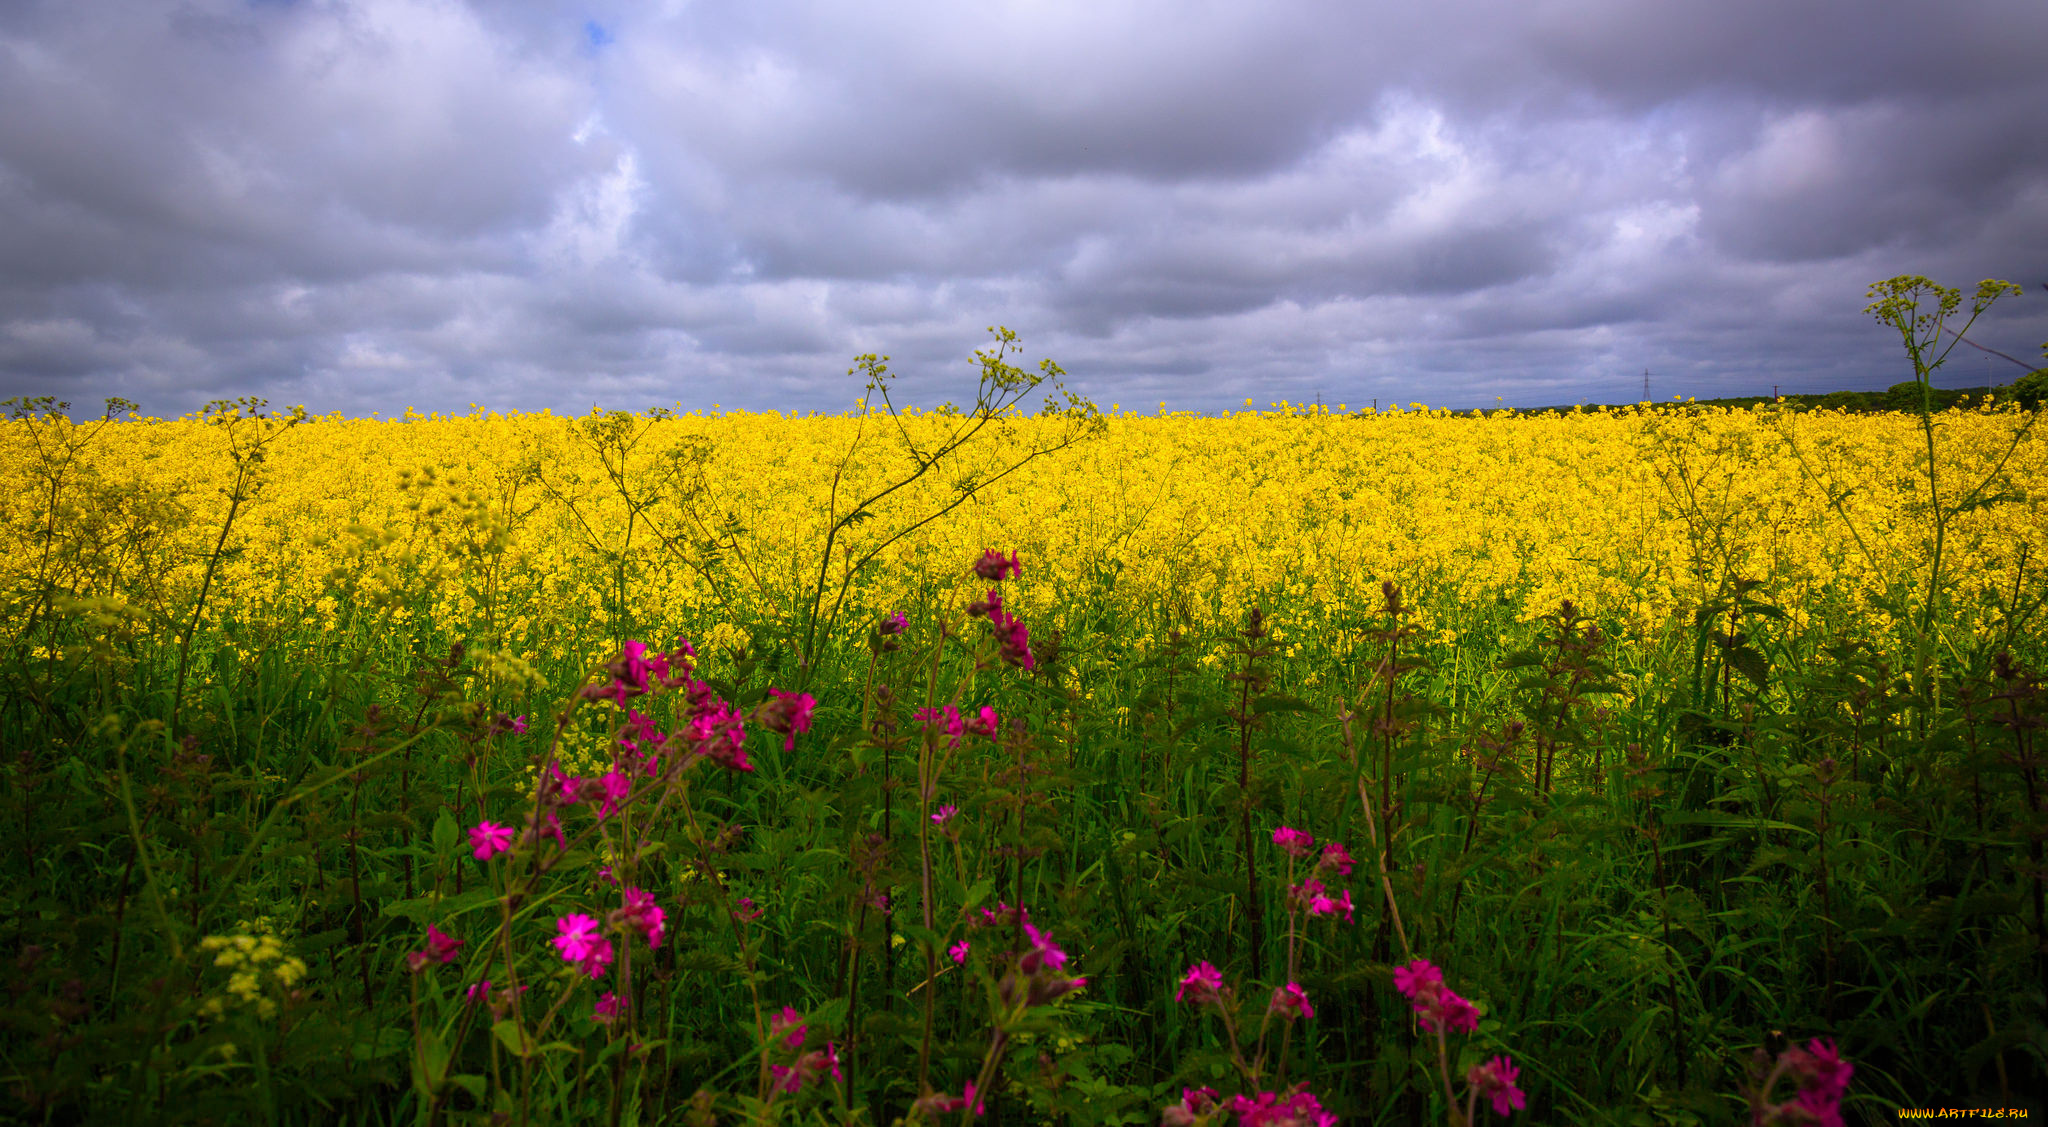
[2,0,2045,419]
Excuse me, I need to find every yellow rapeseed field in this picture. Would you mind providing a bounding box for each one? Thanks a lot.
[4,401,2041,678]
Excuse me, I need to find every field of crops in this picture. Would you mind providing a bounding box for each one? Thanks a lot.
[3,340,2046,1123]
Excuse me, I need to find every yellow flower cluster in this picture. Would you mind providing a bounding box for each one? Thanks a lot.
[2,401,2040,672]
[196,918,307,1020]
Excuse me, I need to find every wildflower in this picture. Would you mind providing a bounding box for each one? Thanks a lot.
[511,714,529,735]
[734,897,763,922]
[1394,958,1478,1034]
[963,705,1000,739]
[932,804,959,825]
[1268,982,1314,1021]
[770,1005,807,1049]
[1754,1037,1853,1127]
[769,1042,842,1093]
[1002,915,1086,1006]
[546,762,585,806]
[1393,957,1443,997]
[1227,1088,1336,1127]
[594,991,628,1024]
[1161,1086,1220,1127]
[616,887,666,949]
[1319,841,1355,876]
[405,923,463,972]
[754,688,815,752]
[1272,826,1314,857]
[949,940,971,965]
[913,704,967,749]
[915,1082,985,1116]
[554,915,603,961]
[596,769,633,819]
[880,611,908,635]
[972,549,1022,581]
[469,820,513,860]
[1175,961,1224,1005]
[1466,1055,1525,1117]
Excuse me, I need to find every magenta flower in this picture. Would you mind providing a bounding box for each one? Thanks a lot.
[593,991,628,1024]
[964,705,1001,739]
[971,549,1022,581]
[769,1042,842,1093]
[1467,1055,1526,1117]
[770,1005,807,1049]
[1319,841,1355,876]
[756,688,816,752]
[1269,982,1314,1021]
[469,821,513,861]
[1272,826,1315,857]
[1393,958,1445,998]
[949,940,970,965]
[596,769,633,819]
[510,714,529,735]
[1393,957,1478,1033]
[554,914,602,962]
[1161,1087,1220,1127]
[913,704,967,749]
[734,897,763,922]
[465,979,492,1003]
[879,611,908,635]
[932,804,959,825]
[406,923,464,971]
[915,1081,985,1116]
[1227,1088,1337,1127]
[1175,961,1224,1005]
[616,887,666,949]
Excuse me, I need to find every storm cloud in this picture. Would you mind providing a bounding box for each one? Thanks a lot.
[2,0,2044,417]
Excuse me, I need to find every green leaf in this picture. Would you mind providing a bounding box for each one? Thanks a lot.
[448,1074,486,1103]
[492,1019,536,1059]
[413,1029,449,1098]
[432,810,459,856]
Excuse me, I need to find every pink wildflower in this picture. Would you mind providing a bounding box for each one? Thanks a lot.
[1161,1086,1220,1127]
[1393,958,1445,998]
[1394,957,1479,1033]
[1319,841,1355,876]
[769,1005,807,1049]
[971,549,1022,581]
[755,688,815,752]
[406,923,464,972]
[553,914,604,963]
[769,1042,842,1093]
[964,705,1000,739]
[616,887,666,949]
[510,714,529,735]
[593,991,627,1024]
[913,704,967,749]
[1227,1088,1337,1127]
[949,940,971,965]
[914,1082,986,1116]
[596,769,633,819]
[932,804,959,825]
[465,980,492,1003]
[469,821,513,861]
[1269,982,1314,1021]
[1175,961,1224,1005]
[1467,1055,1526,1117]
[734,897,763,922]
[879,611,908,635]
[1272,826,1315,857]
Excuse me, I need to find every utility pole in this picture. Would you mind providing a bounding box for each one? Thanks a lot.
[1773,384,1780,399]
[1642,369,1650,400]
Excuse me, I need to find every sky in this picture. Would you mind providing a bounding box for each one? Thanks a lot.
[2,0,2046,419]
